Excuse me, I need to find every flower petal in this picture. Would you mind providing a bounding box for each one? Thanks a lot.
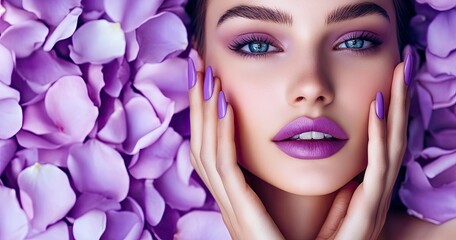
[73,210,107,240]
[129,179,165,227]
[27,221,69,240]
[0,187,29,240]
[417,0,456,11]
[0,20,48,57]
[23,0,81,26]
[43,7,82,51]
[68,139,130,201]
[18,163,76,231]
[0,44,14,85]
[174,211,230,240]
[101,198,143,240]
[427,9,456,58]
[97,98,127,144]
[0,138,17,175]
[70,20,126,64]
[68,193,121,219]
[0,98,23,139]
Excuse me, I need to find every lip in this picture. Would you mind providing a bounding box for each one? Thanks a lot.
[272,116,348,160]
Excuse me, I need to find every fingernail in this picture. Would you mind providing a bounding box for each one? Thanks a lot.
[204,66,214,101]
[376,91,384,120]
[403,45,415,88]
[188,58,196,89]
[218,91,227,119]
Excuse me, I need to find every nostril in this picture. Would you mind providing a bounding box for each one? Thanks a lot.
[317,96,325,102]
[296,96,304,102]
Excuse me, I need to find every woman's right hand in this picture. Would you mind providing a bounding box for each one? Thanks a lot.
[188,59,285,239]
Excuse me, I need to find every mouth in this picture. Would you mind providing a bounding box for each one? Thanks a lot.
[272,117,348,160]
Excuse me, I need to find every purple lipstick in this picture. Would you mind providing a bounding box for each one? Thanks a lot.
[272,117,348,160]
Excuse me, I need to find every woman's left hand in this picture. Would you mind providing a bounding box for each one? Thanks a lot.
[317,61,410,240]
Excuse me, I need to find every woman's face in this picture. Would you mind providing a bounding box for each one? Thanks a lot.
[203,0,400,195]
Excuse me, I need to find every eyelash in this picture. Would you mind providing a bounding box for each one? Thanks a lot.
[228,31,383,58]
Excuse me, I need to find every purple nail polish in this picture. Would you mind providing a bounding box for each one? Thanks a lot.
[204,66,214,101]
[403,45,415,87]
[376,92,384,120]
[188,58,196,89]
[218,91,227,119]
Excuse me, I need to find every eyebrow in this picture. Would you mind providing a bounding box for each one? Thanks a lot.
[217,2,389,27]
[217,5,292,26]
[326,2,390,24]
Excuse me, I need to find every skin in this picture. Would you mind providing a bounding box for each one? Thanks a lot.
[187,0,451,239]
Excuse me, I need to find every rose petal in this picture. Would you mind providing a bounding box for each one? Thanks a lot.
[68,193,121,219]
[1,0,37,25]
[97,98,127,144]
[27,221,69,240]
[0,20,48,58]
[426,49,456,76]
[0,44,14,85]
[18,163,76,231]
[129,179,165,227]
[176,140,192,184]
[423,150,456,178]
[0,187,29,240]
[0,138,16,175]
[102,58,130,98]
[103,0,164,32]
[417,0,456,11]
[23,0,81,26]
[101,198,143,240]
[427,9,456,57]
[70,20,126,64]
[136,12,187,63]
[68,139,130,201]
[0,98,23,139]
[174,211,230,240]
[43,7,82,51]
[73,210,107,240]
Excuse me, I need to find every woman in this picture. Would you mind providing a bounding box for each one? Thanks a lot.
[187,0,455,239]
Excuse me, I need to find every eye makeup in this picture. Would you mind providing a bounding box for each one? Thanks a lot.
[333,31,384,54]
[228,33,283,58]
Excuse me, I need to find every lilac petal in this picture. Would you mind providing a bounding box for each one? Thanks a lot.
[97,98,127,144]
[122,85,174,154]
[83,64,105,106]
[423,150,456,178]
[415,84,433,129]
[125,31,139,62]
[0,44,14,85]
[44,76,98,142]
[16,50,81,93]
[0,98,23,139]
[129,179,165,227]
[176,140,192,184]
[10,70,46,106]
[140,229,153,240]
[43,7,82,51]
[68,139,130,201]
[27,221,69,240]
[103,0,164,32]
[73,210,107,240]
[417,71,456,109]
[134,58,189,113]
[102,58,130,98]
[101,198,143,240]
[2,0,37,25]
[38,146,71,167]
[5,149,39,188]
[68,193,121,219]
[427,10,456,58]
[136,12,187,63]
[0,20,48,58]
[175,211,230,240]
[155,161,205,211]
[0,81,20,101]
[417,0,456,11]
[0,138,16,175]
[129,128,182,179]
[18,163,76,231]
[426,49,456,76]
[70,20,126,64]
[23,0,81,26]
[0,187,29,240]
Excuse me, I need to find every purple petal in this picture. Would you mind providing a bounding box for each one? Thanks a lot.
[0,187,29,240]
[0,98,23,139]
[43,7,82,51]
[125,31,139,62]
[155,161,205,211]
[140,229,153,240]
[0,81,20,101]
[423,150,456,178]
[0,20,48,58]
[427,9,456,58]
[129,179,165,227]
[417,70,456,109]
[0,138,17,175]
[37,146,71,167]
[4,149,39,188]
[27,221,69,240]
[97,98,127,144]
[122,85,174,154]
[134,58,189,113]
[23,0,81,26]
[129,128,182,179]
[175,211,230,240]
[0,44,14,85]
[44,76,98,142]
[136,12,187,63]
[102,58,130,98]
[18,163,76,231]
[2,0,37,25]
[176,140,192,184]
[73,210,107,240]
[83,64,105,106]
[68,139,130,201]
[103,0,164,32]
[426,49,456,76]
[101,197,143,240]
[415,84,433,129]
[16,50,81,93]
[68,193,121,219]
[417,0,456,11]
[70,20,126,64]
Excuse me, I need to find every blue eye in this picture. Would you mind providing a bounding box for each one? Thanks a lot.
[337,39,374,49]
[335,32,383,51]
[229,34,281,56]
[240,41,279,54]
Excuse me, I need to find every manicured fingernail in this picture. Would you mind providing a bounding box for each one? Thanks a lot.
[403,45,415,88]
[218,91,227,119]
[187,58,196,89]
[204,66,214,101]
[376,91,384,120]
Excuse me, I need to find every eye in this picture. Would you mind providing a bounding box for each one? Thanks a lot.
[336,39,374,50]
[334,31,383,51]
[229,34,282,57]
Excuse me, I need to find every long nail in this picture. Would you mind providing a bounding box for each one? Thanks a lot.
[218,91,227,119]
[204,66,214,101]
[403,45,416,88]
[188,58,196,89]
[376,91,384,120]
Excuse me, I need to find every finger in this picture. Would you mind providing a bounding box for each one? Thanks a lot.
[217,102,283,239]
[317,181,357,240]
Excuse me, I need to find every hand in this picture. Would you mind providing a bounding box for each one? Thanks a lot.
[317,62,410,240]
[188,62,284,239]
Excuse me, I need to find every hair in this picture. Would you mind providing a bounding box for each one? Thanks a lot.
[186,0,415,57]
